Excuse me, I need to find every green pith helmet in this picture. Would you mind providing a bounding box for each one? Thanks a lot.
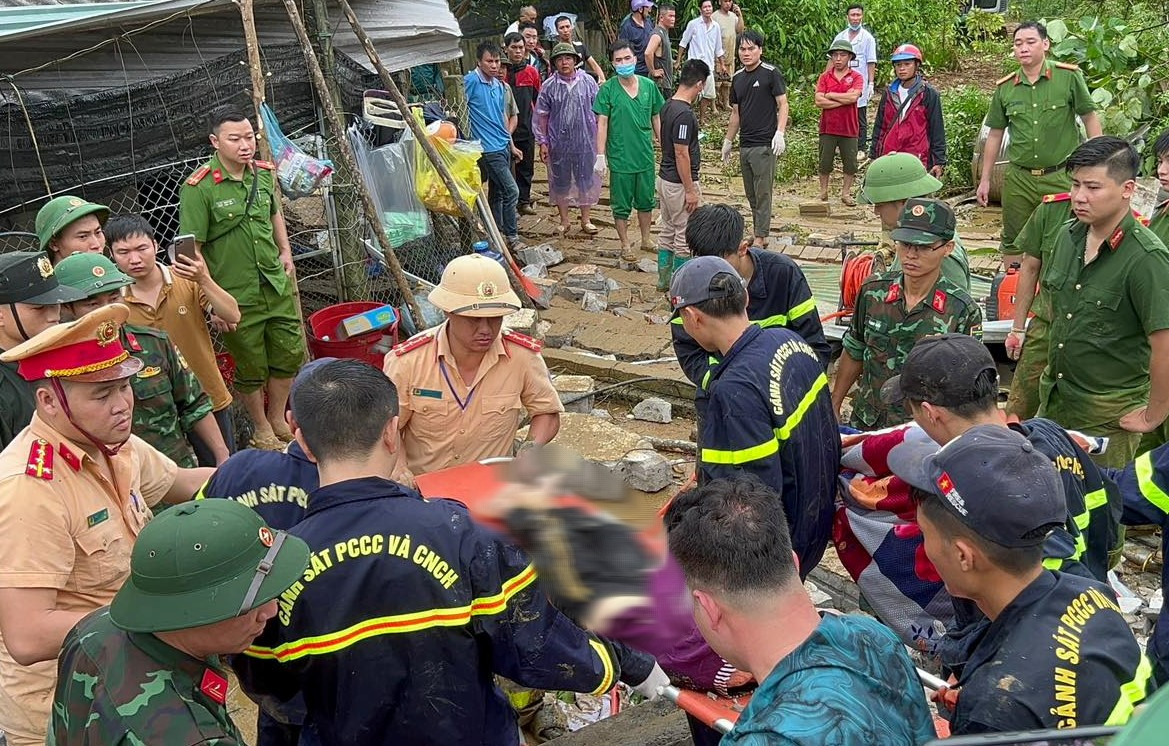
[827,39,856,59]
[54,253,135,298]
[34,195,110,251]
[550,42,581,62]
[891,197,957,244]
[110,500,310,633]
[858,152,943,205]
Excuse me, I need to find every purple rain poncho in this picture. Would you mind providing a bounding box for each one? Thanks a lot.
[533,70,602,208]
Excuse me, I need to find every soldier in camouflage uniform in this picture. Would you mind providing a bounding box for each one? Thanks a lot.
[832,198,982,429]
[48,499,310,745]
[55,253,223,468]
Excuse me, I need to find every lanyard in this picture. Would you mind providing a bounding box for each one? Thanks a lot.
[439,359,477,412]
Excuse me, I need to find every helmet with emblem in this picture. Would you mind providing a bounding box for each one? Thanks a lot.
[110,499,310,632]
[54,253,136,299]
[0,303,143,382]
[890,43,923,63]
[34,195,110,251]
[0,251,86,306]
[428,254,521,318]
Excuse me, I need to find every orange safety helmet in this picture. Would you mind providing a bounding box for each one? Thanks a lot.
[890,43,923,63]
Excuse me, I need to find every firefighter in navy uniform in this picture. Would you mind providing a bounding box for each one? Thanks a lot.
[196,359,337,746]
[889,426,1151,735]
[234,360,667,746]
[670,256,840,577]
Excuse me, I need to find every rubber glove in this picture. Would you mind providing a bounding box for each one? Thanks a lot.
[771,130,786,157]
[593,154,607,175]
[632,662,670,700]
[720,139,733,164]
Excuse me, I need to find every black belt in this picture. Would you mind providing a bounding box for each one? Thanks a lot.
[1012,162,1064,177]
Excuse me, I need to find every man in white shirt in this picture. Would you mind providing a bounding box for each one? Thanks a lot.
[679,0,727,123]
[505,5,537,35]
[832,3,877,159]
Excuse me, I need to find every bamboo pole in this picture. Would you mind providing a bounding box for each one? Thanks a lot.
[277,0,423,324]
[333,0,533,308]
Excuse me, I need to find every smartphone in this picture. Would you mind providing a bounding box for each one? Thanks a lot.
[169,234,197,264]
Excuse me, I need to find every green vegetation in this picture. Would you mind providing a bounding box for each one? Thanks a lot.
[940,85,992,194]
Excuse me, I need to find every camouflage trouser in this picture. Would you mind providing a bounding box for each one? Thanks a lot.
[1001,166,1072,255]
[1005,316,1050,420]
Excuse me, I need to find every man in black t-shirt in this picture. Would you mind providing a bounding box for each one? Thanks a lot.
[658,59,710,272]
[553,15,607,82]
[889,425,1151,736]
[720,29,788,247]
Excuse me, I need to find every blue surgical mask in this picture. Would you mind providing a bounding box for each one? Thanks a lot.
[616,63,637,77]
[849,22,862,31]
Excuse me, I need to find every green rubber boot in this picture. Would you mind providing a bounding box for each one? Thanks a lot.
[657,248,676,291]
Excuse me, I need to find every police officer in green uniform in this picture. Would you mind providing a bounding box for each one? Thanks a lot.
[47,499,310,745]
[858,152,971,290]
[55,253,224,468]
[1038,137,1169,469]
[976,21,1100,270]
[34,195,110,263]
[1003,191,1074,419]
[179,105,306,451]
[832,198,982,429]
[0,252,85,449]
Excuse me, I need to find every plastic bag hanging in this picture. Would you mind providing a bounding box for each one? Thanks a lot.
[260,103,334,198]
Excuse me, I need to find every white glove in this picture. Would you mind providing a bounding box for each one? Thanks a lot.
[632,662,670,700]
[865,82,873,101]
[593,154,607,175]
[771,130,787,157]
[720,139,733,164]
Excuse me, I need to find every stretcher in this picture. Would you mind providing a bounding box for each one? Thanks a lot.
[663,669,954,737]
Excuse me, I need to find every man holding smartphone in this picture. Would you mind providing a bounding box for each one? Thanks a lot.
[179,105,307,451]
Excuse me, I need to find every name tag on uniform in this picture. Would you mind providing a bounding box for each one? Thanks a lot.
[86,509,110,528]
[413,388,443,399]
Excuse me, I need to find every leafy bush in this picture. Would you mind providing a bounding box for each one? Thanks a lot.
[940,84,991,194]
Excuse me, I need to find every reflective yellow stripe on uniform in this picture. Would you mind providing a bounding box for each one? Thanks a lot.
[245,562,539,662]
[587,638,617,695]
[1105,654,1153,725]
[1135,452,1169,515]
[701,373,829,466]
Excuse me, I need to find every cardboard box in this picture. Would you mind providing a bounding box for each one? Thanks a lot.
[336,304,398,340]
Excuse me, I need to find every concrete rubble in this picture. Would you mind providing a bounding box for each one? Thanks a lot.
[580,290,608,313]
[504,308,538,335]
[553,375,595,414]
[632,397,672,423]
[563,264,609,291]
[517,243,565,268]
[522,262,548,279]
[613,449,672,493]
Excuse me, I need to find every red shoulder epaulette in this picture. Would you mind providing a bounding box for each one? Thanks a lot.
[995,71,1016,86]
[503,330,544,352]
[26,439,53,480]
[392,333,435,357]
[186,166,211,186]
[1042,192,1071,203]
[932,289,948,314]
[124,331,142,352]
[1054,61,1080,71]
[59,443,81,472]
[884,283,902,303]
[1109,227,1125,251]
[253,160,275,170]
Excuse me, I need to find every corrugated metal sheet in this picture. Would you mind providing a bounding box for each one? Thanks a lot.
[0,0,462,96]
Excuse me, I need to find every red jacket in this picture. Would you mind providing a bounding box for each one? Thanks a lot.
[870,77,947,169]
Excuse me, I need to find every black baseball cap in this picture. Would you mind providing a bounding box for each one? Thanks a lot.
[668,256,744,311]
[888,425,1065,548]
[882,334,997,408]
[0,251,87,306]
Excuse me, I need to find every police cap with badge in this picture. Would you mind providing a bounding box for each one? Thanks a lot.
[0,251,86,307]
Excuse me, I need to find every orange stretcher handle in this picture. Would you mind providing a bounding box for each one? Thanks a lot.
[661,686,738,735]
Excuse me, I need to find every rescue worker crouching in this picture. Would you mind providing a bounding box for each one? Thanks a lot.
[233,359,667,746]
[383,254,563,475]
[888,426,1152,735]
[48,499,310,743]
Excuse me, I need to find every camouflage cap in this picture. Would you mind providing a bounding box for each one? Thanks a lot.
[35,195,109,250]
[54,253,135,298]
[110,500,310,633]
[550,42,581,62]
[828,39,856,58]
[891,197,956,244]
[858,152,943,205]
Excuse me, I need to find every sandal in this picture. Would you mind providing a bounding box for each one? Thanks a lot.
[250,434,286,452]
[581,222,599,235]
[554,223,569,236]
[841,195,856,207]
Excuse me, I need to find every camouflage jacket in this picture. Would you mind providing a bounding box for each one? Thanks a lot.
[124,324,212,469]
[841,271,982,429]
[48,607,244,745]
